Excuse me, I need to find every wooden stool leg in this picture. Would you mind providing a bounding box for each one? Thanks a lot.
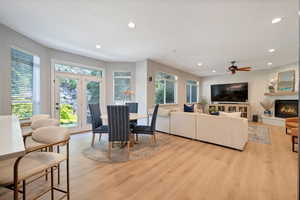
[91,133,95,147]
[127,141,130,160]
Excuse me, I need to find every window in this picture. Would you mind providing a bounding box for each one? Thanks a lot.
[11,48,40,120]
[186,80,199,104]
[113,72,132,104]
[55,63,102,77]
[155,72,177,104]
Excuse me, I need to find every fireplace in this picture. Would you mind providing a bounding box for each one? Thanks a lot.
[275,100,298,118]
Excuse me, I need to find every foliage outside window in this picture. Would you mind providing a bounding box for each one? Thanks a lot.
[11,48,40,120]
[186,80,199,104]
[155,72,177,104]
[114,72,132,104]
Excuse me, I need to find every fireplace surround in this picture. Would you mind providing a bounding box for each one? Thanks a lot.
[275,100,298,118]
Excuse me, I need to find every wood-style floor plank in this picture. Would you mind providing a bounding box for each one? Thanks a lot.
[0,123,297,200]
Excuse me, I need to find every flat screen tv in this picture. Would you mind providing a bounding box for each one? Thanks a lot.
[211,82,248,102]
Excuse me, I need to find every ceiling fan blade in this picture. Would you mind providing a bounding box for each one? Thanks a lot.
[237,69,251,71]
[237,67,252,70]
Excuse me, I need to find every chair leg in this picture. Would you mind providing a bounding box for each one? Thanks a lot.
[91,133,95,147]
[108,142,112,159]
[22,180,26,200]
[135,134,139,142]
[99,133,102,142]
[153,134,157,144]
[127,141,130,160]
[50,167,54,200]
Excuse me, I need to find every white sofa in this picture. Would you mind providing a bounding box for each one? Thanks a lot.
[196,114,248,150]
[169,112,248,150]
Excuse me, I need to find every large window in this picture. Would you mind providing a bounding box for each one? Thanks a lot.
[186,80,199,104]
[11,48,40,120]
[113,72,132,104]
[155,72,177,104]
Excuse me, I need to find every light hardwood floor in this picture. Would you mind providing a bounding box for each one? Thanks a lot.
[0,123,297,200]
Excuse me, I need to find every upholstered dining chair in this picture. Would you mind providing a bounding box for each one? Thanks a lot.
[21,114,51,140]
[132,104,159,144]
[89,104,109,146]
[0,126,70,200]
[107,105,130,159]
[126,102,138,129]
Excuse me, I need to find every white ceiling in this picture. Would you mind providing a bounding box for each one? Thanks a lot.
[0,0,298,76]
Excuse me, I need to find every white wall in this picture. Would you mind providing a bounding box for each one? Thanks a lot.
[0,23,139,115]
[105,62,136,105]
[135,60,148,114]
[147,60,202,110]
[0,23,51,115]
[200,64,299,117]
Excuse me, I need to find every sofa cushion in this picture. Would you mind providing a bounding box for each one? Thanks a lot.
[219,111,241,118]
[184,104,194,112]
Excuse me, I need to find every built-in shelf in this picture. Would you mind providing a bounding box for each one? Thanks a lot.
[264,91,298,96]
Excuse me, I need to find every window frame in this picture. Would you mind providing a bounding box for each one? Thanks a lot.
[186,80,199,104]
[113,71,132,104]
[155,71,178,105]
[10,47,40,120]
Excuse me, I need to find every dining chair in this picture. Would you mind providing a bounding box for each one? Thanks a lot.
[132,104,159,144]
[107,105,130,159]
[126,102,138,129]
[0,126,70,200]
[89,104,109,146]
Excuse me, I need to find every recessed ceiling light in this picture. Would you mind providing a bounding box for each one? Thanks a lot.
[128,22,136,29]
[268,49,275,53]
[272,17,282,24]
[267,62,273,66]
[96,44,101,49]
[197,62,203,66]
[212,70,216,73]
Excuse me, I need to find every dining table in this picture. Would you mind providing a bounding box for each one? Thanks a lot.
[100,113,148,121]
[0,115,25,161]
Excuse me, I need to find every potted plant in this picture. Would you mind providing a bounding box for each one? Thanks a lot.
[198,99,208,113]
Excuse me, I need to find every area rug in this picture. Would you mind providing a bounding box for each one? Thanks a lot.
[82,134,171,163]
[248,126,271,144]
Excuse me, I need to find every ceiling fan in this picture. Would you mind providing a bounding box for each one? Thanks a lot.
[228,61,252,74]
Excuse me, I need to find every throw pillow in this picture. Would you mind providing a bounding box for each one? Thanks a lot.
[219,111,241,118]
[184,104,194,112]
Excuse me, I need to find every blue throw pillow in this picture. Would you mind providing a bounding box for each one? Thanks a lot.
[184,104,194,112]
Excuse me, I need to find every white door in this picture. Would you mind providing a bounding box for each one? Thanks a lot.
[54,73,101,132]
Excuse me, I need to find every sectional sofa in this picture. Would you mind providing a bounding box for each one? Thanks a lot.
[152,108,248,151]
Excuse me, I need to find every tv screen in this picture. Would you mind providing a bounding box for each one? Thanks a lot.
[211,82,248,102]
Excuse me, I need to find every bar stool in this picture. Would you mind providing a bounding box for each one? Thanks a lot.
[22,118,59,145]
[0,126,70,200]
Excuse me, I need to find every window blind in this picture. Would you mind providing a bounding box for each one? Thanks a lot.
[11,48,34,119]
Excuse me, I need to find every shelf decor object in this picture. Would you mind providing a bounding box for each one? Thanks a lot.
[260,98,274,116]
